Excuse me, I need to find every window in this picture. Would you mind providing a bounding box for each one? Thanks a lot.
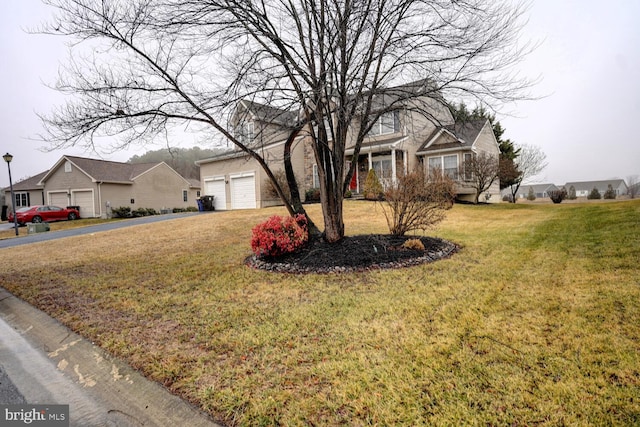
[463,153,473,181]
[64,161,72,173]
[15,192,30,207]
[368,111,400,136]
[183,190,188,202]
[235,121,254,145]
[196,190,201,198]
[372,157,393,181]
[312,164,320,188]
[428,155,459,180]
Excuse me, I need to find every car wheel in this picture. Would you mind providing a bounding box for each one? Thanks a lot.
[32,216,42,223]
[68,212,77,220]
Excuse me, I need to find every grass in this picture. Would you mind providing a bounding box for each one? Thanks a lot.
[0,200,639,425]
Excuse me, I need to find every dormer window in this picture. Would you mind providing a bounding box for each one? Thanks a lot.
[235,121,254,145]
[368,111,400,136]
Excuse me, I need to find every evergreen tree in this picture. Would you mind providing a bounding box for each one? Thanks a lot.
[603,184,617,199]
[587,187,601,200]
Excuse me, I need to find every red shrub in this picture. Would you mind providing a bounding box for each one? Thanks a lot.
[251,214,308,257]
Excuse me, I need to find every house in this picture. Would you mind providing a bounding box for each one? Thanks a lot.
[34,156,200,218]
[3,170,48,213]
[197,84,501,209]
[564,180,628,198]
[513,183,560,199]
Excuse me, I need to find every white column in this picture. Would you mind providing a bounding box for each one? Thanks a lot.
[368,152,373,170]
[391,149,397,185]
[403,150,408,175]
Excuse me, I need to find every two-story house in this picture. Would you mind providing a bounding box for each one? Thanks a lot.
[196,84,501,209]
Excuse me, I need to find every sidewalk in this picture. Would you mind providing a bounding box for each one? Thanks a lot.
[0,287,222,427]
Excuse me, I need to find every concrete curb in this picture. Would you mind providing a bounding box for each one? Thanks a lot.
[0,287,222,426]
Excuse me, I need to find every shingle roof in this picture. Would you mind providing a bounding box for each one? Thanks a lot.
[9,170,48,191]
[63,156,161,183]
[564,179,627,192]
[240,100,298,126]
[418,120,486,153]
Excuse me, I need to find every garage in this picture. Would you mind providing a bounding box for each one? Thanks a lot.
[48,192,68,207]
[230,173,256,210]
[204,177,226,211]
[72,190,95,218]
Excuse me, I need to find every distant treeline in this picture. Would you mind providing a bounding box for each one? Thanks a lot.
[128,147,226,180]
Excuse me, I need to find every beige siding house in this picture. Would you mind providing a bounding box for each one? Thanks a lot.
[198,84,501,209]
[38,156,200,218]
[3,171,48,216]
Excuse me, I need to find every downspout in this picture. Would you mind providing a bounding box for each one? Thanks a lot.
[97,182,102,218]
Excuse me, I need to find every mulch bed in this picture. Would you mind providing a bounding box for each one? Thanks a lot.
[246,234,459,274]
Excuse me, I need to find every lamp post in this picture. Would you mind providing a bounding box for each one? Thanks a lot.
[3,153,19,236]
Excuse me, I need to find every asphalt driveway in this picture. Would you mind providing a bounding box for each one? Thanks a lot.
[0,212,207,249]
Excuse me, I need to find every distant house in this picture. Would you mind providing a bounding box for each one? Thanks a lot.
[512,183,560,199]
[564,180,628,198]
[34,156,200,218]
[3,170,48,212]
[197,81,502,209]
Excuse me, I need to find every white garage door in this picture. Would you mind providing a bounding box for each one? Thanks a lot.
[72,190,95,218]
[231,173,256,210]
[48,192,68,207]
[204,178,226,211]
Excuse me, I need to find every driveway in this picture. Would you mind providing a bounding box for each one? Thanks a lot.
[0,212,208,249]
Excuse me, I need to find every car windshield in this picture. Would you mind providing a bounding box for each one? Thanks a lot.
[16,207,31,213]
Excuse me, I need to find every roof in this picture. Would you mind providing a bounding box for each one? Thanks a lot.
[39,156,191,185]
[239,100,298,127]
[564,179,628,192]
[417,120,487,154]
[5,170,48,192]
[518,183,559,194]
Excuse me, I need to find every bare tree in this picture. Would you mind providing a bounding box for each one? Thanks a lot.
[627,175,639,199]
[38,0,535,242]
[507,144,548,203]
[462,153,500,204]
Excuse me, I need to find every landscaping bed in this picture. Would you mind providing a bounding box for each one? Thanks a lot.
[247,234,459,273]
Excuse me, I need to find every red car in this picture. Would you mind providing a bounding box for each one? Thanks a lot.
[8,205,80,226]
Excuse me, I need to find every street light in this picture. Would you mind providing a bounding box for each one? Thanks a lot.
[3,153,19,236]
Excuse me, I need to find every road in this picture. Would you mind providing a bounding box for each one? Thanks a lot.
[0,212,206,249]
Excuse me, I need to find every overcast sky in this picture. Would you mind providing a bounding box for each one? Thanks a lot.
[1,0,639,188]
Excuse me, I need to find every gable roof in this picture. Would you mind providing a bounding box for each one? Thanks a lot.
[39,156,191,186]
[417,120,487,155]
[238,100,298,127]
[5,170,48,192]
[519,183,559,194]
[564,179,628,192]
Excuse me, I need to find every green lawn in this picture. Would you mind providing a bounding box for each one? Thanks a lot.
[1,200,639,426]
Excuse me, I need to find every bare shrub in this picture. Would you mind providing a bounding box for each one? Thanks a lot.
[380,169,456,236]
[264,170,293,205]
[402,238,425,251]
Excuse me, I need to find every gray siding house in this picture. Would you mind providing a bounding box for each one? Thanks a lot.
[564,180,628,198]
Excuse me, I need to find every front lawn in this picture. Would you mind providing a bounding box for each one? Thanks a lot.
[0,200,638,425]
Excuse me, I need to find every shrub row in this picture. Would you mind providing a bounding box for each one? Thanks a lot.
[112,206,198,218]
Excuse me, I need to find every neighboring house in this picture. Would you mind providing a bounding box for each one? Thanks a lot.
[37,156,200,218]
[3,170,48,215]
[564,179,628,198]
[513,183,560,199]
[197,82,502,209]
